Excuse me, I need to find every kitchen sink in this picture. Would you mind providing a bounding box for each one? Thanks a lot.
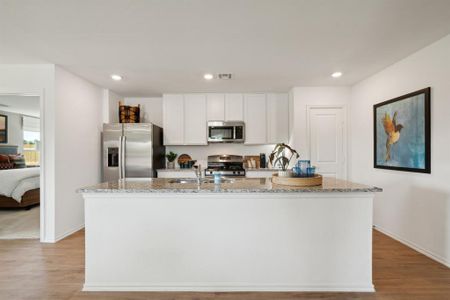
[168,178,235,184]
[168,179,197,184]
[204,178,235,184]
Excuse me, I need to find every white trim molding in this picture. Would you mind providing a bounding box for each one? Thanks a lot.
[83,283,375,292]
[50,223,85,243]
[373,225,450,268]
[0,90,51,243]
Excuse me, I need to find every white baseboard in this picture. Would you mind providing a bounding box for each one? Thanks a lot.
[83,283,375,292]
[52,223,85,243]
[373,225,450,268]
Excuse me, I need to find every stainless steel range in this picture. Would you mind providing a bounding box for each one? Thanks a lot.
[204,155,245,177]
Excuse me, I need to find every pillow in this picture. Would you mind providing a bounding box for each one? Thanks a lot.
[8,154,26,168]
[0,154,10,163]
[0,162,14,169]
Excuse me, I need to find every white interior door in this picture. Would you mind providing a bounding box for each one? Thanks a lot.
[308,107,346,179]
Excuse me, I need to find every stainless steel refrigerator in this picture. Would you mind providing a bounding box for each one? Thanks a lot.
[102,123,165,181]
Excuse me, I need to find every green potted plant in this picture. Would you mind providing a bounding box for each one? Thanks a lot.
[165,151,177,169]
[269,143,299,177]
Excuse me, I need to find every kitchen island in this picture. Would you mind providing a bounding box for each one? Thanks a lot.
[79,177,381,292]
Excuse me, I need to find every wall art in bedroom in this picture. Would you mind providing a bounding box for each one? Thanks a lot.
[373,87,431,173]
[0,114,7,143]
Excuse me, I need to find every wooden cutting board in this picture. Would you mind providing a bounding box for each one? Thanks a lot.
[244,156,260,169]
[177,154,192,165]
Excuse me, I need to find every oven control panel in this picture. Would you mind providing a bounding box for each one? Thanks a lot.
[204,169,246,177]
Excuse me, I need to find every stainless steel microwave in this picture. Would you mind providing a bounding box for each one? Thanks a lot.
[207,121,245,143]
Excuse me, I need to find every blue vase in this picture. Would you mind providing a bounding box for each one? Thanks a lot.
[296,160,310,177]
[306,166,316,177]
[292,166,302,177]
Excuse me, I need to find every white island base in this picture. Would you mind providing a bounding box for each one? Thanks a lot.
[81,183,376,292]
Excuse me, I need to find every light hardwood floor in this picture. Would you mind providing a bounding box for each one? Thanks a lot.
[0,230,449,300]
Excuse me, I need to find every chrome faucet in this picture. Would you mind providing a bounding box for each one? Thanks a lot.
[194,164,202,185]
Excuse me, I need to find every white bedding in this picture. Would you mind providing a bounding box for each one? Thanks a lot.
[0,167,40,203]
[10,176,40,202]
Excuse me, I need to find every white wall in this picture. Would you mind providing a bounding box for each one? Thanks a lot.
[107,90,122,123]
[0,65,110,242]
[0,64,56,242]
[0,110,24,153]
[54,66,103,240]
[350,34,450,267]
[104,96,162,126]
[290,87,350,160]
[123,97,163,127]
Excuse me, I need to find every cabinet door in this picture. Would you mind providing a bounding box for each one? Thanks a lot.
[225,93,244,121]
[163,94,184,145]
[244,94,267,144]
[184,94,207,145]
[206,94,225,121]
[267,93,289,144]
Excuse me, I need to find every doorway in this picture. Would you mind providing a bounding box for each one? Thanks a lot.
[0,94,42,239]
[307,105,347,179]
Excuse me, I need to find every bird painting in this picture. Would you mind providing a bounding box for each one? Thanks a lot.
[382,111,404,161]
[375,89,429,172]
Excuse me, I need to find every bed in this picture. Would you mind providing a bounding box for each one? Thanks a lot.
[0,188,40,209]
[0,145,40,209]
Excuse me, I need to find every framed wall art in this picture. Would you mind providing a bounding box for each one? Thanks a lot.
[373,87,431,173]
[0,114,7,144]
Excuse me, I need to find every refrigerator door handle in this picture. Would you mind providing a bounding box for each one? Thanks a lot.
[121,135,126,179]
[118,136,123,179]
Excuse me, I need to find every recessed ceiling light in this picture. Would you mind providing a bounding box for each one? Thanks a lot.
[203,73,214,80]
[111,74,122,81]
[331,72,343,78]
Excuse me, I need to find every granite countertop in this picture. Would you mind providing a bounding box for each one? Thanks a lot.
[79,177,382,194]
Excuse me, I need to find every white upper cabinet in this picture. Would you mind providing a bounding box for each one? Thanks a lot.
[163,92,288,145]
[206,94,225,121]
[163,94,207,145]
[163,94,184,145]
[184,94,208,145]
[267,93,289,144]
[206,93,244,121]
[225,93,244,121]
[244,93,267,144]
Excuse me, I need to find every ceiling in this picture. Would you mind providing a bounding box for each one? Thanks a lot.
[1,0,450,97]
[0,95,40,117]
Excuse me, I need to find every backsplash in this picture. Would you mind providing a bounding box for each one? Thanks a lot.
[166,144,277,168]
